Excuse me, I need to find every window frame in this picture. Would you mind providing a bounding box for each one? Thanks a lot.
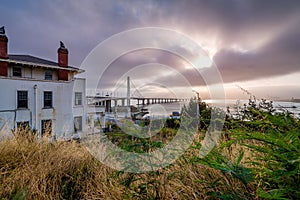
[43,91,53,108]
[74,116,82,132]
[74,92,82,106]
[17,90,28,109]
[41,119,52,136]
[13,67,22,77]
[45,70,53,80]
[16,121,30,131]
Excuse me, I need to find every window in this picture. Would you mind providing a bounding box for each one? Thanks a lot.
[74,116,82,132]
[44,91,53,108]
[75,92,82,106]
[13,67,22,77]
[45,70,53,80]
[41,120,52,136]
[17,91,28,109]
[17,121,30,131]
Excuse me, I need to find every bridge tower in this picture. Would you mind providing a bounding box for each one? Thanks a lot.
[126,76,130,118]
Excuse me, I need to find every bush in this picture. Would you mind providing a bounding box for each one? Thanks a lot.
[197,99,300,199]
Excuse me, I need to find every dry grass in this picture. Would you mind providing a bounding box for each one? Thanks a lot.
[0,129,256,200]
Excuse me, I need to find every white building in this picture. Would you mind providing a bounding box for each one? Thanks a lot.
[0,27,87,139]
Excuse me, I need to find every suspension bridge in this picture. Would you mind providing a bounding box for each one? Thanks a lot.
[86,77,188,113]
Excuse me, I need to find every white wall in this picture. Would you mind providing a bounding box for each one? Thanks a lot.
[8,65,61,81]
[0,77,86,139]
[73,78,87,132]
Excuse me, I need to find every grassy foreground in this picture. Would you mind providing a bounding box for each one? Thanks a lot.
[0,99,299,199]
[0,131,253,199]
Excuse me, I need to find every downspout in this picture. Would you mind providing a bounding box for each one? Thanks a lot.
[34,84,37,131]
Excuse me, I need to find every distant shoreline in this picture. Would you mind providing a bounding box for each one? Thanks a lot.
[202,99,300,103]
[278,99,300,103]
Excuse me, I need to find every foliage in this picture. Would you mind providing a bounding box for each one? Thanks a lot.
[227,105,300,199]
[196,98,300,199]
[1,97,299,199]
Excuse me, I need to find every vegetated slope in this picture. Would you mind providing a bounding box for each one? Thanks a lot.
[0,99,299,199]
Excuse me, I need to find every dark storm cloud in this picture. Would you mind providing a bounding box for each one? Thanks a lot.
[96,49,198,89]
[1,0,300,88]
[0,0,144,66]
[212,22,300,83]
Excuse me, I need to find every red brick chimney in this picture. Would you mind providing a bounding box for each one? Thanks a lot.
[0,26,8,76]
[58,41,68,67]
[57,41,69,81]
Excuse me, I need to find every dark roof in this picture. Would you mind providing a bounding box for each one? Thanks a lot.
[9,55,59,66]
[7,54,82,72]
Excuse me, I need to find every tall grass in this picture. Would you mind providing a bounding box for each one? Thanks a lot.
[0,98,299,199]
[0,131,123,199]
[0,127,256,199]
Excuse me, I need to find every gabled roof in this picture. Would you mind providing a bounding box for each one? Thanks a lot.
[0,54,84,73]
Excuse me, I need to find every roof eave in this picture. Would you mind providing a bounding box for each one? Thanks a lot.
[0,58,84,73]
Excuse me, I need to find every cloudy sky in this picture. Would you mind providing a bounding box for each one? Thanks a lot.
[1,0,300,100]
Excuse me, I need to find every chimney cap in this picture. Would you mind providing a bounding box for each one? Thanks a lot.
[58,41,68,54]
[60,41,67,49]
[0,26,5,35]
